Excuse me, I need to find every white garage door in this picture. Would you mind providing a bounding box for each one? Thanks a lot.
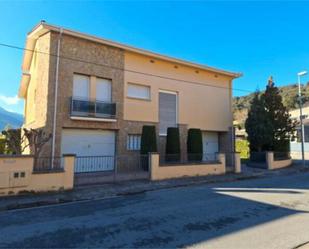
[61,129,115,172]
[203,131,219,161]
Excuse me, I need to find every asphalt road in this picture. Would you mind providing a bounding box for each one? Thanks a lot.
[1,172,309,248]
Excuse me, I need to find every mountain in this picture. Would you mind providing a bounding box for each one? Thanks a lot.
[233,82,309,128]
[0,107,23,131]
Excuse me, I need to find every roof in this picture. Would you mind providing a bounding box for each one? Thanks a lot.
[19,21,242,98]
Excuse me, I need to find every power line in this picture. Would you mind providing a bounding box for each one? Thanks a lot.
[0,42,251,93]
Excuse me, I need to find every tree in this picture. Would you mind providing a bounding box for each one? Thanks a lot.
[23,128,52,157]
[165,127,180,162]
[245,77,295,153]
[1,129,22,154]
[140,125,157,170]
[187,128,203,161]
[261,77,295,151]
[1,128,51,156]
[245,92,271,152]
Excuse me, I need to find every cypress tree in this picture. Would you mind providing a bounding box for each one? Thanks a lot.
[245,91,271,152]
[245,77,295,154]
[140,125,157,170]
[261,77,295,152]
[187,128,203,161]
[165,127,180,162]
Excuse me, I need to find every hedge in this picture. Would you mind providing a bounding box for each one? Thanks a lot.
[187,128,203,161]
[140,125,157,170]
[165,127,180,162]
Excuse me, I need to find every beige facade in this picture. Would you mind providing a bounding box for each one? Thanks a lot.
[19,22,240,174]
[124,52,233,131]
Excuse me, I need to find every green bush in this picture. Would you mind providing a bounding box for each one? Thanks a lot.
[1,129,21,155]
[140,126,157,170]
[165,127,180,162]
[187,128,203,161]
[0,138,5,154]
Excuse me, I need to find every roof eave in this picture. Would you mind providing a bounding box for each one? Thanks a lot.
[41,22,242,78]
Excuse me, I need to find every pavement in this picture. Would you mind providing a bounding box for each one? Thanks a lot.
[1,165,309,248]
[0,164,306,212]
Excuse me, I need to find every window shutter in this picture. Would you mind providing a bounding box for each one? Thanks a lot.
[159,92,177,135]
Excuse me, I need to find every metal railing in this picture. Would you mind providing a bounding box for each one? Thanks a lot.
[74,155,150,174]
[33,157,63,172]
[160,153,219,165]
[274,152,291,161]
[249,152,267,163]
[70,97,116,119]
[75,156,115,173]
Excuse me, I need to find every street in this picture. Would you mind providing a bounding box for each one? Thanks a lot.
[1,172,309,248]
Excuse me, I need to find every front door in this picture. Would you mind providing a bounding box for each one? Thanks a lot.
[203,131,219,161]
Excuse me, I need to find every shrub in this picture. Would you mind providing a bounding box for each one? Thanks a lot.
[235,139,249,159]
[187,128,203,161]
[140,126,157,170]
[2,129,21,155]
[0,138,5,154]
[165,127,180,162]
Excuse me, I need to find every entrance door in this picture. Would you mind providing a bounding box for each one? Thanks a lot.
[203,131,219,161]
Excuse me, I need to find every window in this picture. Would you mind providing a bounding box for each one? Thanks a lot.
[159,91,177,135]
[73,74,90,99]
[96,78,112,102]
[127,83,150,100]
[127,134,141,150]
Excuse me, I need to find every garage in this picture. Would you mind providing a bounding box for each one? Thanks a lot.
[202,131,219,161]
[61,129,116,173]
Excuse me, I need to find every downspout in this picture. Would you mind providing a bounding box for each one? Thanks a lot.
[51,28,63,165]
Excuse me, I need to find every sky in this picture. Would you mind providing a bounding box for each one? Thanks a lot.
[0,1,309,114]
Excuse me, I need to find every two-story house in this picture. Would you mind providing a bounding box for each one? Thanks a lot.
[19,22,241,174]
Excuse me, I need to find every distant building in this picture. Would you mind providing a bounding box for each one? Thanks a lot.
[289,106,309,159]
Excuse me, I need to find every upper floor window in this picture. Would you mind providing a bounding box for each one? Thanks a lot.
[96,78,112,102]
[127,83,150,100]
[73,74,90,100]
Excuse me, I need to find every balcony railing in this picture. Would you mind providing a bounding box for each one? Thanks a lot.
[70,97,116,119]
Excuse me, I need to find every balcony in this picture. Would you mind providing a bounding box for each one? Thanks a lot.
[70,97,116,121]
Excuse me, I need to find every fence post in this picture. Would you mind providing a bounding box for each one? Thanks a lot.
[217,153,226,173]
[234,152,241,173]
[63,154,76,189]
[149,153,160,181]
[266,151,274,170]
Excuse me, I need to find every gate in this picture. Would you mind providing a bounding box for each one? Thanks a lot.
[74,156,114,173]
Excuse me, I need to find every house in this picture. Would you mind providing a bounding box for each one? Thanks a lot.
[289,106,309,160]
[19,22,241,176]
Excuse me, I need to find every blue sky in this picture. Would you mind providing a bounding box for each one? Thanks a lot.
[0,1,309,114]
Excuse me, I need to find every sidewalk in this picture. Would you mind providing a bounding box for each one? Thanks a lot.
[0,164,307,212]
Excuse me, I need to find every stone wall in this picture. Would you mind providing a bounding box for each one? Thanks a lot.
[44,32,125,157]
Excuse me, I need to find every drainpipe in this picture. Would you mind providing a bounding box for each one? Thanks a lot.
[51,28,63,166]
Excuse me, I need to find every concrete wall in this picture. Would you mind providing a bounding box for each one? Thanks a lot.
[150,153,226,181]
[266,152,292,170]
[0,155,74,196]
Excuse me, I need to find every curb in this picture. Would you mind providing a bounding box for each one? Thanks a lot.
[0,173,263,212]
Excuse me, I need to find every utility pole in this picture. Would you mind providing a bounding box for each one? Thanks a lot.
[297,71,307,167]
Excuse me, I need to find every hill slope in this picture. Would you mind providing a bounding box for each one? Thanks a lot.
[0,107,23,131]
[233,82,309,127]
